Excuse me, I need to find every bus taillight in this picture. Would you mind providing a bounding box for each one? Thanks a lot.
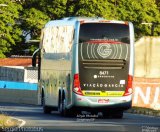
[123,75,133,96]
[73,74,83,95]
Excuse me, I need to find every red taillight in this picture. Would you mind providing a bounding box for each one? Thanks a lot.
[73,74,83,95]
[123,75,133,96]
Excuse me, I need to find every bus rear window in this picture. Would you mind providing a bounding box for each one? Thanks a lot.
[79,23,130,44]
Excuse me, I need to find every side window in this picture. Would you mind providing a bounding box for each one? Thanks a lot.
[42,26,74,60]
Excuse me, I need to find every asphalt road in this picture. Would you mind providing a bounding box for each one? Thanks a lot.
[0,103,160,132]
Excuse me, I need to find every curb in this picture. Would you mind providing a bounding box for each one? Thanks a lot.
[126,107,160,117]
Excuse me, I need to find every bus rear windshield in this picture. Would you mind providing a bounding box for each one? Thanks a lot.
[79,23,130,44]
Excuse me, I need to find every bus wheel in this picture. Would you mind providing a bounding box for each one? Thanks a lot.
[61,98,73,117]
[59,99,63,115]
[43,97,52,114]
[58,95,66,116]
[62,99,67,116]
[41,90,44,106]
[61,98,69,116]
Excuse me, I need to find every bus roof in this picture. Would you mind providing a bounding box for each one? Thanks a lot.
[44,17,129,28]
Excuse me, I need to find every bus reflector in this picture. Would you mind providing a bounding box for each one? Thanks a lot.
[73,74,83,95]
[123,75,133,96]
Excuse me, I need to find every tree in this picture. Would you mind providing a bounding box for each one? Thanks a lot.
[21,7,50,40]
[1,0,159,58]
[8,0,50,56]
[39,0,67,19]
[65,0,114,19]
[113,0,160,38]
[0,0,22,58]
[156,0,160,9]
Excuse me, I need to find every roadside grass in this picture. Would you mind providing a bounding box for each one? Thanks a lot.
[127,107,160,116]
[0,114,17,128]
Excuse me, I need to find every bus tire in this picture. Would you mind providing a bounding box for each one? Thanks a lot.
[61,98,74,117]
[59,99,63,115]
[41,89,44,106]
[59,91,75,117]
[58,91,63,115]
[62,99,66,116]
[61,98,68,116]
[43,96,52,114]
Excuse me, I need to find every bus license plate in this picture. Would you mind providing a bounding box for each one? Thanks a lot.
[98,99,109,103]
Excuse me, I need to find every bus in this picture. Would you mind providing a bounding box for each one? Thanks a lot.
[32,17,134,118]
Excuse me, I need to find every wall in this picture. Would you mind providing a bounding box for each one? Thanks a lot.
[133,37,160,110]
[0,66,38,105]
[0,66,38,83]
[134,37,160,78]
[0,81,38,105]
[133,78,160,110]
[0,67,24,82]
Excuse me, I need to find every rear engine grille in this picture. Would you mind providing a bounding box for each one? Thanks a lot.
[82,59,126,69]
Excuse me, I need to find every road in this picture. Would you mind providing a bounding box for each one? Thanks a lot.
[0,103,160,132]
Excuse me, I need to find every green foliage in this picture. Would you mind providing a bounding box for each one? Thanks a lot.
[114,0,160,38]
[39,0,67,19]
[0,0,22,58]
[0,0,159,58]
[21,0,160,41]
[21,7,50,39]
[66,0,112,18]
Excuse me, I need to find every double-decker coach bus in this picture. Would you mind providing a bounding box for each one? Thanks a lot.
[32,17,134,118]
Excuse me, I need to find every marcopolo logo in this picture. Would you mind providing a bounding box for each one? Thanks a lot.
[97,44,112,58]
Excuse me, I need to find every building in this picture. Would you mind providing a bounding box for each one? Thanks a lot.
[0,56,38,83]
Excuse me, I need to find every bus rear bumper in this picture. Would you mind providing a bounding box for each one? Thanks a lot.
[72,94,132,111]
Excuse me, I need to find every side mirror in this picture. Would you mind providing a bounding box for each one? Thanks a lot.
[32,48,40,67]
